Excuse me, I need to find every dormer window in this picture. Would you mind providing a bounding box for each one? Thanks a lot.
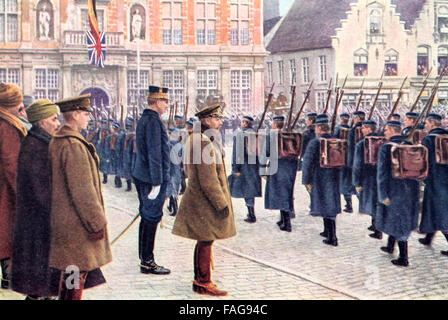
[369,9,382,35]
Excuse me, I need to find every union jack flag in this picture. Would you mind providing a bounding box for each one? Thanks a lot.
[86,30,106,68]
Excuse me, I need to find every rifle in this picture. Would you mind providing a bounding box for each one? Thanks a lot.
[167,104,174,129]
[386,76,408,121]
[286,85,297,131]
[331,76,348,135]
[291,80,314,130]
[184,96,189,121]
[120,104,125,131]
[323,78,333,114]
[257,83,275,132]
[410,68,432,112]
[368,71,385,120]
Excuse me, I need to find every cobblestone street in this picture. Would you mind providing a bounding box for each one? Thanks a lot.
[2,147,448,300]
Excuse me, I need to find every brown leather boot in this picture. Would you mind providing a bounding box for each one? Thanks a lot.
[192,281,228,296]
[58,271,87,300]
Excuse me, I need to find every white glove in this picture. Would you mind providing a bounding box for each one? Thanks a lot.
[147,185,161,200]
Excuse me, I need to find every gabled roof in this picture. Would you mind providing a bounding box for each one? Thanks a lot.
[391,0,426,30]
[267,0,356,54]
[267,0,427,55]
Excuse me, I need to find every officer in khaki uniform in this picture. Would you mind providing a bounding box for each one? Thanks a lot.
[172,102,236,297]
[49,94,111,300]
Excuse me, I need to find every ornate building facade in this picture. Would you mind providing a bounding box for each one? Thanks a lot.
[265,0,448,122]
[0,0,266,118]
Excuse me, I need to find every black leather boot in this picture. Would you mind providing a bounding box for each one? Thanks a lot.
[392,241,409,267]
[419,232,435,246]
[381,236,396,254]
[323,219,338,246]
[276,211,284,228]
[279,211,291,232]
[343,196,353,213]
[320,218,329,238]
[0,258,10,289]
[102,173,108,184]
[244,206,256,223]
[139,220,170,275]
[115,176,122,188]
[170,197,178,217]
[126,179,132,192]
[440,233,448,256]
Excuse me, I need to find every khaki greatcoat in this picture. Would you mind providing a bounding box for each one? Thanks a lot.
[172,132,236,241]
[48,125,112,271]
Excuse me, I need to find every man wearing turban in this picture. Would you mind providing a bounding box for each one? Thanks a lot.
[0,83,27,289]
[11,99,62,299]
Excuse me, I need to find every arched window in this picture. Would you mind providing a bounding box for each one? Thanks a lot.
[417,46,430,76]
[37,0,54,41]
[438,46,448,75]
[354,48,368,76]
[385,49,398,76]
[0,0,18,42]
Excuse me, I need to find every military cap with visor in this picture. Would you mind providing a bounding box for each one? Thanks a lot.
[55,94,93,113]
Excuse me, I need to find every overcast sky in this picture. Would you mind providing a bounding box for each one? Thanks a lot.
[279,0,293,16]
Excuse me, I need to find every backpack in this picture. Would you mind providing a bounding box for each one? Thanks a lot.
[319,138,347,168]
[390,143,428,180]
[435,134,448,165]
[364,136,387,165]
[278,132,303,159]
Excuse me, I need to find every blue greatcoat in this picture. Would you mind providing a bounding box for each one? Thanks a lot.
[347,122,362,168]
[302,133,341,218]
[262,130,298,211]
[122,133,136,180]
[376,135,420,238]
[166,138,183,198]
[228,127,262,199]
[419,128,448,233]
[298,125,315,171]
[334,124,355,196]
[115,131,127,178]
[132,109,171,223]
[352,133,378,217]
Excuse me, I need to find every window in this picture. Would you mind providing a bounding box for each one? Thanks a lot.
[163,70,185,107]
[319,56,327,82]
[127,70,149,105]
[34,69,59,101]
[267,62,273,85]
[438,47,448,75]
[289,59,296,85]
[196,1,216,45]
[302,58,309,83]
[278,60,284,85]
[354,49,368,76]
[316,92,326,110]
[231,70,251,114]
[230,0,250,45]
[162,1,183,45]
[197,70,218,99]
[417,46,429,76]
[0,68,19,84]
[385,49,398,76]
[81,8,104,31]
[0,0,18,42]
[369,9,381,35]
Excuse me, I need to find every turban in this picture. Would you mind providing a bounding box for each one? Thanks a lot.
[26,99,60,123]
[0,83,23,109]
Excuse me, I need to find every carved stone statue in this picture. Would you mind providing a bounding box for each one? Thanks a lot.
[131,9,143,41]
[39,5,51,40]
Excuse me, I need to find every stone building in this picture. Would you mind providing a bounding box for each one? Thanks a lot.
[0,0,267,119]
[265,0,448,122]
